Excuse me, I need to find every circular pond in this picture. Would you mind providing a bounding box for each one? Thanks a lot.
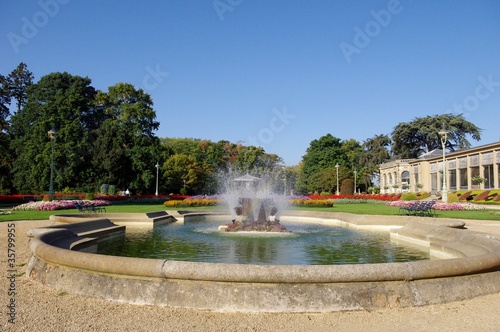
[96,220,429,265]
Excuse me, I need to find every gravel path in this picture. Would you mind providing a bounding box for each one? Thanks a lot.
[1,219,500,332]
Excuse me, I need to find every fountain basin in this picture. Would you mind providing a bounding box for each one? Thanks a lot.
[26,211,500,312]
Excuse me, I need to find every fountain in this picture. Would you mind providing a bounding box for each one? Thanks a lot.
[220,174,289,232]
[24,170,500,312]
[27,209,500,312]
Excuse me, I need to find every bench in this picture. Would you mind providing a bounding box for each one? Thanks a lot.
[399,200,436,217]
[75,202,106,213]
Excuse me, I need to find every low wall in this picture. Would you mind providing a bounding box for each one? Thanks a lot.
[26,211,500,312]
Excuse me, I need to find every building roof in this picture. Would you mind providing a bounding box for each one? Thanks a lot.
[418,148,443,159]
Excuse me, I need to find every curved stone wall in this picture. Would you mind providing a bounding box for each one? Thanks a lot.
[26,211,500,312]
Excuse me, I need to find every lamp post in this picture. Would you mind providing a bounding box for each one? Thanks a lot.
[155,162,160,196]
[47,126,56,201]
[335,164,340,195]
[353,170,357,195]
[283,174,287,196]
[438,127,449,203]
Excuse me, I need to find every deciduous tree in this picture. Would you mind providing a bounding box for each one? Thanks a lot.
[93,83,160,193]
[10,72,98,193]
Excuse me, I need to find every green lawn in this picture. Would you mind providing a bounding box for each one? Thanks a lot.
[1,203,500,222]
[289,203,500,221]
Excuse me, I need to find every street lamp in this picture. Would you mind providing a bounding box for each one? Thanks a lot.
[438,127,449,203]
[353,170,357,195]
[47,126,56,201]
[283,174,287,196]
[335,164,340,195]
[155,162,160,196]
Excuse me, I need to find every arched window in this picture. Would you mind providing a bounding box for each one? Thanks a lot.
[401,171,410,190]
[401,171,410,183]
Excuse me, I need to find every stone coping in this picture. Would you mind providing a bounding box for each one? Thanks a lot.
[26,211,500,312]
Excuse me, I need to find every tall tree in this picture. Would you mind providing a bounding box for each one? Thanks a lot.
[360,134,391,186]
[10,72,98,193]
[0,74,10,125]
[391,113,481,159]
[0,74,12,193]
[93,83,160,193]
[298,134,360,194]
[7,62,34,113]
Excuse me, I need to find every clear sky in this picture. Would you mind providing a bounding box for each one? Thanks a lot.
[1,0,499,165]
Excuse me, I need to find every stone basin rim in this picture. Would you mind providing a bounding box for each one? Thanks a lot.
[29,211,500,283]
[25,211,500,312]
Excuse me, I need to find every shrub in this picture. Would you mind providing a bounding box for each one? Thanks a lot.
[416,192,431,200]
[86,193,95,200]
[447,192,459,203]
[340,179,353,195]
[62,187,73,194]
[108,185,117,195]
[401,193,418,201]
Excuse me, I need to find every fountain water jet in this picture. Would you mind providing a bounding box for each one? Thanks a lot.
[220,173,289,232]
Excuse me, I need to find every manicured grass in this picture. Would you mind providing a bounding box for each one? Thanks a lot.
[0,204,165,222]
[294,203,500,221]
[1,203,500,222]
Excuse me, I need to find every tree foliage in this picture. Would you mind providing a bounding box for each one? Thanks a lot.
[93,83,160,193]
[158,138,283,194]
[359,134,391,185]
[298,134,363,194]
[7,62,34,113]
[391,113,481,159]
[10,72,98,193]
[0,63,34,193]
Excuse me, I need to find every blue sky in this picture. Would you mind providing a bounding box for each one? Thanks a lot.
[1,0,499,165]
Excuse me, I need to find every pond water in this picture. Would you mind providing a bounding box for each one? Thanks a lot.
[96,220,429,265]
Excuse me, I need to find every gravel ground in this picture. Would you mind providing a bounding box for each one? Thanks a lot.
[1,219,500,332]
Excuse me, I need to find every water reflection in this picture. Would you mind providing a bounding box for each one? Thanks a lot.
[97,221,429,265]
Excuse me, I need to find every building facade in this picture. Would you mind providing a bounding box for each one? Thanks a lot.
[379,141,500,194]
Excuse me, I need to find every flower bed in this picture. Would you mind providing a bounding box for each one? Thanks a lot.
[289,198,334,207]
[12,199,111,211]
[0,194,39,205]
[386,200,486,211]
[164,198,219,207]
